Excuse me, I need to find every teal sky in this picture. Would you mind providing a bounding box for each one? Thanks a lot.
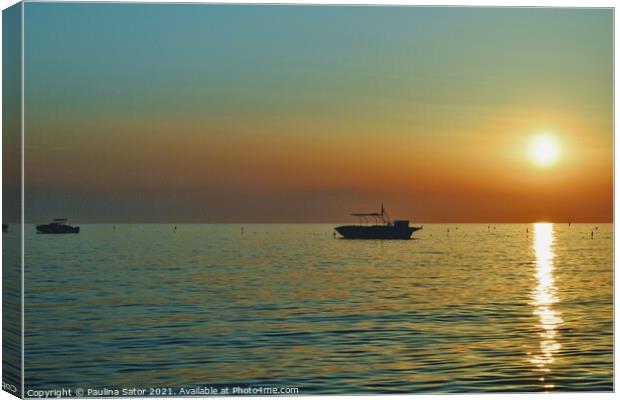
[20,3,613,222]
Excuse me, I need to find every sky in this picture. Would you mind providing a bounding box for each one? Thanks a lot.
[19,3,613,223]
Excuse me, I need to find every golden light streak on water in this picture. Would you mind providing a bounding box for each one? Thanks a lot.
[530,223,563,385]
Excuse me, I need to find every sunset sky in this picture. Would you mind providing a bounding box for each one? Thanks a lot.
[21,4,612,223]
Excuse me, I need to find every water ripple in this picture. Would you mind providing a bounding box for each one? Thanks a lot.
[16,223,613,393]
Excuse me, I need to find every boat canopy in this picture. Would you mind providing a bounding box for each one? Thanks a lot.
[350,204,393,225]
[350,213,382,217]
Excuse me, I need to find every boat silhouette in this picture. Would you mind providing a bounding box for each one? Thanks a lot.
[335,204,422,239]
[36,218,80,234]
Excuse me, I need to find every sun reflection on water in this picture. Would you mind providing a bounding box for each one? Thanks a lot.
[530,223,563,384]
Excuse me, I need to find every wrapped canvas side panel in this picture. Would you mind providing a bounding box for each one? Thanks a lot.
[2,2,23,398]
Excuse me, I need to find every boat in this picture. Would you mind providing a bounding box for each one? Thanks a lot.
[335,204,422,239]
[36,218,80,234]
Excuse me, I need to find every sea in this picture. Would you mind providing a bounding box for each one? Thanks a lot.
[3,223,614,394]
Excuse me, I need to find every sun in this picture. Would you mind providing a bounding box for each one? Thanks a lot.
[530,134,560,167]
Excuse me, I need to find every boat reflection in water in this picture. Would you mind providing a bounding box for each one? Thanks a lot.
[530,223,563,390]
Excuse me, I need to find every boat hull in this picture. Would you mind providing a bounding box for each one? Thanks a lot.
[36,224,80,234]
[335,225,421,239]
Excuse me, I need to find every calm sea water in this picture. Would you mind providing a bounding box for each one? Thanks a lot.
[15,223,613,393]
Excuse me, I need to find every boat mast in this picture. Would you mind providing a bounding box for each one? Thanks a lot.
[381,202,392,225]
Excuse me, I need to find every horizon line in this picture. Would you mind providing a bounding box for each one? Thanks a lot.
[10,221,615,225]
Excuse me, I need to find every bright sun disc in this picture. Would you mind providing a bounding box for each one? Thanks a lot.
[530,135,559,166]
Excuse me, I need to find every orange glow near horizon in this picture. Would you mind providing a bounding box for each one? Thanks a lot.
[21,111,613,222]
